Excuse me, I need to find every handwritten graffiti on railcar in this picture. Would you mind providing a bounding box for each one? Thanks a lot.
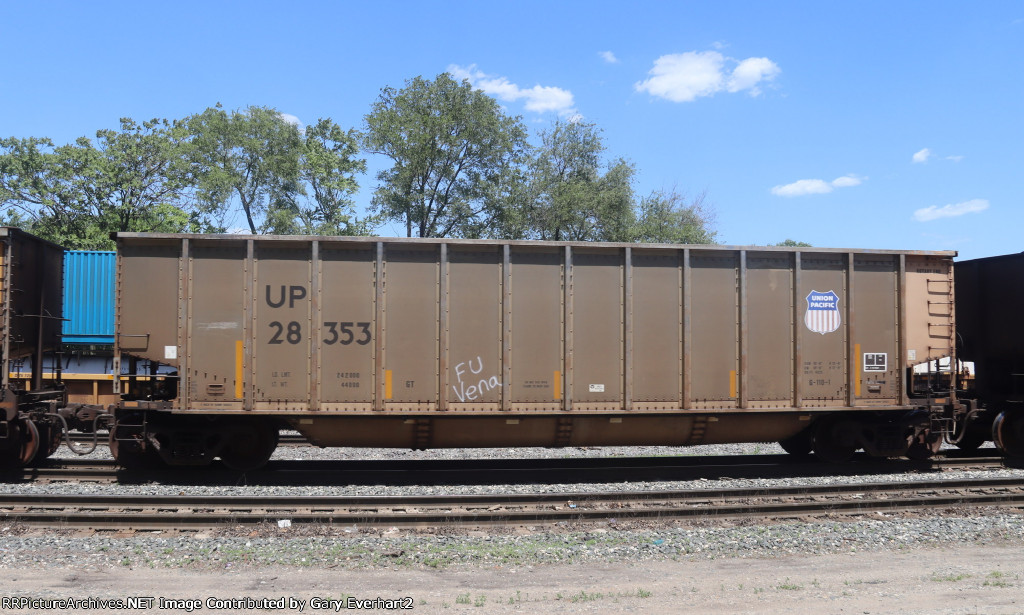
[452,356,502,402]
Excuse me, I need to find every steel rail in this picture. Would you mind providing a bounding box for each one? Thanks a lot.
[2,477,1024,530]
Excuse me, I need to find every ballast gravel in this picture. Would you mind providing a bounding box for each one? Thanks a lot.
[1,512,1023,571]
[2,440,1024,573]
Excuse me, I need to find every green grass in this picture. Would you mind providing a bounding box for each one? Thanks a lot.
[931,572,971,582]
[983,571,1013,587]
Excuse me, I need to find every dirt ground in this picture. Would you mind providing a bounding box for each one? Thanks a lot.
[2,545,1022,614]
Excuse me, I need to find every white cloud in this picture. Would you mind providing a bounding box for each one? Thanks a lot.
[913,199,989,222]
[830,174,863,188]
[279,113,302,127]
[726,57,781,96]
[635,51,724,102]
[771,175,864,197]
[635,50,780,102]
[599,51,619,64]
[771,179,833,197]
[914,148,966,164]
[448,64,576,116]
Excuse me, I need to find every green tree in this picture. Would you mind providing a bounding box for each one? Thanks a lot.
[364,73,528,238]
[1,118,197,249]
[774,239,812,247]
[526,120,636,242]
[632,188,716,244]
[476,163,533,240]
[296,118,370,235]
[1,136,91,245]
[187,104,303,234]
[90,118,197,237]
[3,109,369,246]
[188,106,370,236]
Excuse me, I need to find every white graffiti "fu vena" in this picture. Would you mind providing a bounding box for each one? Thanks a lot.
[452,356,501,402]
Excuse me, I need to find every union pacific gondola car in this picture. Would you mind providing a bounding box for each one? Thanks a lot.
[96,233,964,470]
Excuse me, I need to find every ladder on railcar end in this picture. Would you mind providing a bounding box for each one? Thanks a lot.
[1,256,9,391]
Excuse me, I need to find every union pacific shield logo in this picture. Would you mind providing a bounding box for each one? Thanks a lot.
[804,290,841,334]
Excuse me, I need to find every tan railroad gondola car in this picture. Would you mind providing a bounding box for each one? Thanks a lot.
[0,227,66,466]
[107,234,961,469]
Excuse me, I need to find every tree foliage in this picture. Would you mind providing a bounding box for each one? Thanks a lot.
[364,73,528,238]
[1,106,369,248]
[633,187,717,244]
[242,116,370,236]
[296,119,371,235]
[1,118,197,248]
[517,120,715,245]
[187,104,305,234]
[3,86,715,248]
[524,120,636,242]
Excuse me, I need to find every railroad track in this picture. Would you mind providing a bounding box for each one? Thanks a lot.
[3,477,1024,532]
[5,454,1017,486]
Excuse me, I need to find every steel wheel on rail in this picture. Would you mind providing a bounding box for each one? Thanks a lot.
[950,405,987,453]
[109,423,159,470]
[219,420,279,472]
[812,415,858,463]
[779,428,814,456]
[0,419,41,468]
[905,432,942,460]
[20,419,41,466]
[954,432,987,452]
[992,411,1024,458]
[31,421,64,462]
[0,421,22,469]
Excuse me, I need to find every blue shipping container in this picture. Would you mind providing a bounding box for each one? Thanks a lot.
[62,251,115,345]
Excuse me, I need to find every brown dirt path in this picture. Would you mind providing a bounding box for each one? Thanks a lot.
[2,545,1023,614]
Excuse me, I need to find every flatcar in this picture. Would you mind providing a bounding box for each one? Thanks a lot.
[3,229,1018,472]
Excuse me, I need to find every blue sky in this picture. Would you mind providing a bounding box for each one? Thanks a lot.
[2,1,1020,259]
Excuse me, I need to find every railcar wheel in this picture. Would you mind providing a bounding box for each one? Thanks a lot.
[779,429,813,456]
[31,422,64,462]
[993,411,1024,458]
[905,433,942,460]
[2,419,42,467]
[0,422,23,469]
[953,431,987,453]
[109,426,159,470]
[812,416,858,463]
[219,421,278,472]
[950,411,987,453]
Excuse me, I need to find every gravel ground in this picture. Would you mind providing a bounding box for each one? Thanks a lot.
[2,510,1024,570]
[10,439,1019,501]
[3,439,1022,559]
[3,440,1023,613]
